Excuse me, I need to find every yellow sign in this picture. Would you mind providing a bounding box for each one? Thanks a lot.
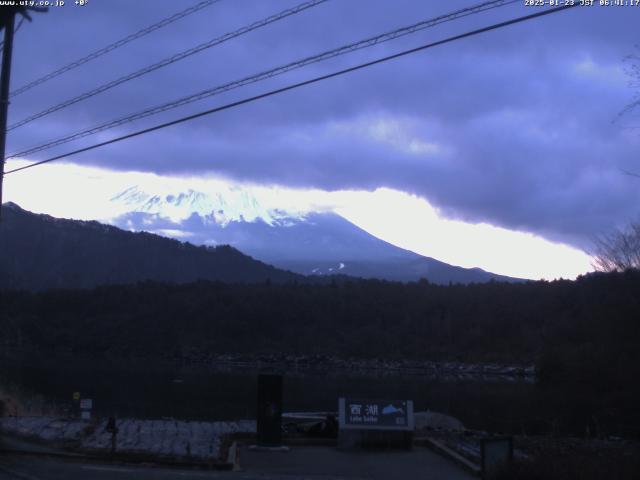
[73,392,80,401]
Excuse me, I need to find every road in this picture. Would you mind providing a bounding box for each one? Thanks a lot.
[0,446,475,480]
[1,455,272,480]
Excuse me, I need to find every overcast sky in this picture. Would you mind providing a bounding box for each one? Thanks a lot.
[3,0,639,278]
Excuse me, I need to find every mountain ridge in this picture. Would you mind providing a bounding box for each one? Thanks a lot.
[0,199,521,290]
[0,202,302,291]
[109,186,521,284]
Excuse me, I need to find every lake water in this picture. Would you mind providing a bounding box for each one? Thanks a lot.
[0,355,537,433]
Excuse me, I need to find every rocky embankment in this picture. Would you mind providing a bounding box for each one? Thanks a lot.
[183,353,536,381]
[0,416,255,462]
[2,347,535,382]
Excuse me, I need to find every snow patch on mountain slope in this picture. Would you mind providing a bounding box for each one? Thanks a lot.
[111,185,310,227]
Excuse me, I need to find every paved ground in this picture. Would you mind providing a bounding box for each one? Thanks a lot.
[0,455,242,480]
[0,445,475,480]
[239,445,475,480]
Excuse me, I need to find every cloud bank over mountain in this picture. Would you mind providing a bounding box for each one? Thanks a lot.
[6,0,639,253]
[4,160,592,280]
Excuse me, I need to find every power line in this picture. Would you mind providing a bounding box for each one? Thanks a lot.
[8,0,516,158]
[4,3,578,177]
[9,0,221,98]
[7,0,329,131]
[8,0,519,159]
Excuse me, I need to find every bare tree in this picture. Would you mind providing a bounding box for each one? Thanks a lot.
[593,222,640,272]
[618,45,640,121]
[595,48,640,271]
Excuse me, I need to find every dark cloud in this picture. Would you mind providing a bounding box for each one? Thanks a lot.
[6,0,640,250]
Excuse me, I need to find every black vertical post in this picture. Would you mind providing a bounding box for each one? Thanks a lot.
[0,10,16,221]
[106,416,118,457]
[256,374,283,446]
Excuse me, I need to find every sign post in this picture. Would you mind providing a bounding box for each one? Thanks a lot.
[256,374,283,447]
[481,436,513,479]
[106,416,119,456]
[79,398,93,421]
[71,392,80,419]
[338,398,414,449]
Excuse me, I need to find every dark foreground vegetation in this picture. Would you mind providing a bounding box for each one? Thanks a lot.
[1,270,639,440]
[500,436,640,480]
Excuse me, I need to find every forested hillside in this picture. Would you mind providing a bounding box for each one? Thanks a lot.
[1,270,637,368]
[0,203,301,289]
[1,270,639,437]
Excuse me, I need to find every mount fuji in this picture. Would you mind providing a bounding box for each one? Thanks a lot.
[108,186,520,284]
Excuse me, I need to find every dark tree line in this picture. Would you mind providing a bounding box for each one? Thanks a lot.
[1,270,639,437]
[0,270,638,374]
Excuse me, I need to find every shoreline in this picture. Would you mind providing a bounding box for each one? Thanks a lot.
[1,349,535,382]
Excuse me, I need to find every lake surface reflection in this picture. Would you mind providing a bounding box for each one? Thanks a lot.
[0,356,535,433]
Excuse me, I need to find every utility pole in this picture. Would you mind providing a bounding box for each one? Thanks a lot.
[0,6,47,221]
[0,9,16,221]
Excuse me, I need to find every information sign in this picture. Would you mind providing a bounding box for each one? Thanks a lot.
[338,398,414,431]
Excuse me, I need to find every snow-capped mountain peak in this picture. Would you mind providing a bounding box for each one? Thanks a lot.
[111,185,307,227]
[106,184,520,284]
